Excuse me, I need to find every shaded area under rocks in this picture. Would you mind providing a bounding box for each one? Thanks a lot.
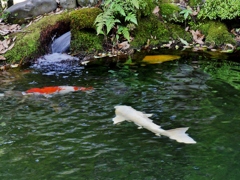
[40,20,70,54]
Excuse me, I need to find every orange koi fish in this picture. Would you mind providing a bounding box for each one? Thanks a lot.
[24,86,93,96]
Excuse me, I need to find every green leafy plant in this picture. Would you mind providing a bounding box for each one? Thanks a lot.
[0,4,10,22]
[198,0,240,20]
[94,0,146,43]
[179,8,193,20]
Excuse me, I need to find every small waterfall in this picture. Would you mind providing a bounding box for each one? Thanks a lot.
[51,31,71,53]
[31,31,83,76]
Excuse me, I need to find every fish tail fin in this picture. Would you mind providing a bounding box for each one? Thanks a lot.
[165,127,196,144]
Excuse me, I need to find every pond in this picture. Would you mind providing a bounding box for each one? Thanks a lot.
[0,50,240,179]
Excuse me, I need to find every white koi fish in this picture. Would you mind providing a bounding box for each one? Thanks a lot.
[113,105,196,144]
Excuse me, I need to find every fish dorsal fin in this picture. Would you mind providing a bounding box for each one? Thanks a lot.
[112,115,126,124]
[136,111,153,122]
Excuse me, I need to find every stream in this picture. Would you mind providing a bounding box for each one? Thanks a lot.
[0,50,240,179]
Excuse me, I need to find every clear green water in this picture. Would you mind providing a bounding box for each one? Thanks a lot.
[0,51,240,180]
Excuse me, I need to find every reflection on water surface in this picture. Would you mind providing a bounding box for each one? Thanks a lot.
[0,51,240,179]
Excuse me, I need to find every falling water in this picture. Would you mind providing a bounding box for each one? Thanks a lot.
[31,31,82,75]
[51,31,71,53]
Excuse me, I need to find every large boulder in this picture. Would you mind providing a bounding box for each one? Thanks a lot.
[6,0,57,22]
[59,0,77,9]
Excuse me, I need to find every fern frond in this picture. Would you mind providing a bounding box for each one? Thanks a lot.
[106,18,121,34]
[96,23,105,35]
[113,4,126,17]
[131,0,139,9]
[94,13,104,24]
[122,29,130,42]
[118,26,130,42]
[125,12,138,25]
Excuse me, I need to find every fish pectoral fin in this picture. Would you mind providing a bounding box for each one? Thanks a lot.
[43,94,53,98]
[112,115,126,124]
[144,113,153,118]
[137,126,143,129]
[155,133,161,137]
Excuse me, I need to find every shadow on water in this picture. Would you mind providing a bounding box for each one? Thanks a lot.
[0,50,240,179]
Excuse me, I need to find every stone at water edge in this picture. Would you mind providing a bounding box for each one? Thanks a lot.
[77,0,101,7]
[6,0,57,20]
[59,0,77,9]
[13,0,27,4]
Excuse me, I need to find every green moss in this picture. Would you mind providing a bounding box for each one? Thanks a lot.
[69,7,104,54]
[139,0,159,17]
[190,21,210,35]
[69,7,102,31]
[4,13,68,63]
[131,15,169,48]
[190,21,235,46]
[205,22,235,45]
[131,15,191,48]
[71,29,103,54]
[188,0,203,7]
[169,23,192,42]
[159,3,181,21]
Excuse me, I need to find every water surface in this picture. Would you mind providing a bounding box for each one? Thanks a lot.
[0,51,240,179]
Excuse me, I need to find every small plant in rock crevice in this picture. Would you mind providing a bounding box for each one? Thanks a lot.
[94,0,148,46]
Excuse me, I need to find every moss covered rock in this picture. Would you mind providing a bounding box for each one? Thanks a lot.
[69,7,102,30]
[4,7,103,63]
[159,3,181,22]
[131,15,168,48]
[197,21,235,46]
[138,0,159,17]
[131,15,191,48]
[69,7,103,54]
[4,13,69,63]
[71,29,103,54]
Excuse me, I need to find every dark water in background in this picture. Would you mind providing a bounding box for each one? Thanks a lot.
[0,50,240,179]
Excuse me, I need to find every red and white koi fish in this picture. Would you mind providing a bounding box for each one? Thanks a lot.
[22,86,93,96]
[113,105,196,144]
